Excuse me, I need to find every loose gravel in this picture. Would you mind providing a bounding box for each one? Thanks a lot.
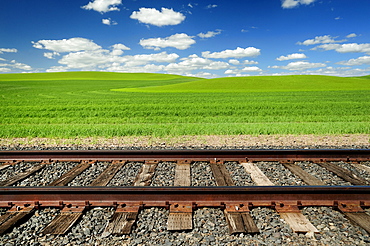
[296,162,352,186]
[0,162,37,183]
[151,162,175,186]
[256,162,305,186]
[15,162,78,186]
[191,162,217,186]
[225,162,255,186]
[67,162,107,186]
[107,162,142,186]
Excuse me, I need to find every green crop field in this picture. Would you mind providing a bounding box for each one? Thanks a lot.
[0,72,369,137]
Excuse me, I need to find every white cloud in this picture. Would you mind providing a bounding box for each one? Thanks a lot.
[346,33,357,38]
[202,47,261,59]
[271,61,326,70]
[140,33,195,50]
[32,38,101,53]
[281,0,316,9]
[0,60,33,72]
[130,8,185,27]
[124,52,179,66]
[206,4,218,9]
[44,52,60,59]
[0,67,11,72]
[56,45,179,70]
[110,43,130,56]
[164,54,230,74]
[337,56,370,66]
[0,48,17,54]
[297,35,343,45]
[82,0,121,13]
[107,64,165,73]
[229,59,240,65]
[244,60,259,65]
[198,30,221,39]
[102,18,117,25]
[58,50,112,69]
[314,43,370,54]
[242,66,262,72]
[276,53,307,61]
[46,66,69,73]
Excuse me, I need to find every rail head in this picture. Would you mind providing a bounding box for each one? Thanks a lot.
[0,149,369,163]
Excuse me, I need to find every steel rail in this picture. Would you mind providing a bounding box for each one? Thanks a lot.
[0,149,369,163]
[1,186,370,208]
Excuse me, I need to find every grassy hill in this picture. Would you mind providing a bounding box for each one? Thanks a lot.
[114,75,370,93]
[0,72,369,137]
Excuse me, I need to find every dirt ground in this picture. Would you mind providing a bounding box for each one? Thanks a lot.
[0,134,368,149]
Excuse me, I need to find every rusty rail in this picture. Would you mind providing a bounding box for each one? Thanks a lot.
[1,186,370,208]
[0,149,369,163]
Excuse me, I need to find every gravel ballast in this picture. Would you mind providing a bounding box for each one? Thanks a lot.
[0,136,369,245]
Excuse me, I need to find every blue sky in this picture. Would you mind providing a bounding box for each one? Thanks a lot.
[1,0,370,77]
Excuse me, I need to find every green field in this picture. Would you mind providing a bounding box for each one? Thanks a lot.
[0,72,369,137]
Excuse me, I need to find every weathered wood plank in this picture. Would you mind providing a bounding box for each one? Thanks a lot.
[224,211,245,234]
[241,213,259,234]
[133,163,158,186]
[241,163,275,186]
[283,163,326,186]
[210,163,235,186]
[318,162,369,185]
[0,207,34,234]
[48,162,90,186]
[90,162,125,186]
[167,213,192,231]
[344,212,370,234]
[0,164,45,186]
[174,163,191,186]
[105,212,138,235]
[279,212,319,234]
[42,207,84,234]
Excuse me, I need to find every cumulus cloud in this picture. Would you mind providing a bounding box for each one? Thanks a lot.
[130,8,185,27]
[0,48,18,54]
[229,59,240,65]
[46,66,69,73]
[0,59,32,72]
[202,47,261,59]
[271,61,326,70]
[110,43,130,56]
[337,56,370,66]
[164,54,230,74]
[314,43,370,54]
[244,60,259,65]
[0,67,11,72]
[206,4,218,9]
[281,0,316,9]
[32,38,101,53]
[276,53,307,61]
[346,33,357,38]
[57,47,178,70]
[140,33,195,50]
[102,18,117,25]
[198,30,221,39]
[44,52,60,59]
[82,0,122,13]
[297,35,343,45]
[242,66,262,72]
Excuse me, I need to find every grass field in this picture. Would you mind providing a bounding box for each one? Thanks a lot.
[0,72,369,137]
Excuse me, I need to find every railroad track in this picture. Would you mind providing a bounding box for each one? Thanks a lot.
[0,149,370,245]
